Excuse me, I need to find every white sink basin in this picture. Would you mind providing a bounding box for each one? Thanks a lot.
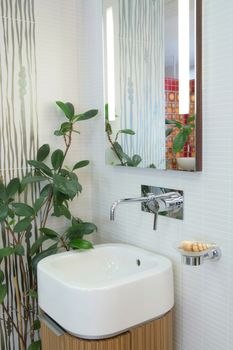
[38,243,174,339]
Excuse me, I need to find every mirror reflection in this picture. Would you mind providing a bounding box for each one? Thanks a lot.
[103,0,200,171]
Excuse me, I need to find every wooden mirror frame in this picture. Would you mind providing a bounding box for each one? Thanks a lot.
[195,0,202,171]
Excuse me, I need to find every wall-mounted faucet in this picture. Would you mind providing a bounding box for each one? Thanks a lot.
[110,186,183,230]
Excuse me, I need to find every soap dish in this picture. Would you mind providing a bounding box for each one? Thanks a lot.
[176,241,221,266]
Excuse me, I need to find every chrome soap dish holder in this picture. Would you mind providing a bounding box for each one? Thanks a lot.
[177,241,222,266]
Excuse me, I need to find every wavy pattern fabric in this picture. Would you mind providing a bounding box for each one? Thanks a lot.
[0,1,38,349]
[0,0,38,182]
[118,0,165,168]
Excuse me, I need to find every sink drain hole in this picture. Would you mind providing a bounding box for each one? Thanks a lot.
[136,259,141,266]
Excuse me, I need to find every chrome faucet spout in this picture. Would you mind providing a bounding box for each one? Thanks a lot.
[110,189,183,231]
[110,196,154,221]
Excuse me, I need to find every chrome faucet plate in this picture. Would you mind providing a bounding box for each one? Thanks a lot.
[141,185,184,221]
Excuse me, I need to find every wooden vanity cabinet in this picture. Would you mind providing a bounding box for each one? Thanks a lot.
[41,309,173,350]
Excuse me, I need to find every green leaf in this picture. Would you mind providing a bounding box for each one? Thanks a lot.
[113,142,124,160]
[165,119,182,129]
[105,104,113,135]
[51,149,64,170]
[27,160,53,177]
[187,115,195,123]
[105,103,109,121]
[172,131,188,153]
[59,169,70,177]
[40,184,53,198]
[165,119,176,125]
[0,270,4,284]
[53,189,69,206]
[73,160,90,171]
[33,319,41,331]
[14,218,32,233]
[29,289,38,299]
[75,109,98,121]
[67,222,97,239]
[28,340,41,350]
[34,197,45,213]
[53,174,80,200]
[15,244,25,256]
[166,127,174,137]
[39,228,59,239]
[30,236,50,256]
[105,120,112,135]
[70,172,82,193]
[53,204,71,219]
[0,247,15,259]
[119,129,135,135]
[0,183,7,201]
[131,155,142,167]
[32,245,58,273]
[54,130,63,136]
[0,284,7,304]
[6,178,20,198]
[60,122,72,133]
[0,204,9,222]
[21,176,48,190]
[37,144,50,162]
[183,125,194,135]
[56,101,74,120]
[68,238,93,250]
[12,203,35,217]
[65,102,75,118]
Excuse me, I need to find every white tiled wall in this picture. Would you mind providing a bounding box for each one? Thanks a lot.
[33,0,233,349]
[35,0,94,227]
[73,1,233,349]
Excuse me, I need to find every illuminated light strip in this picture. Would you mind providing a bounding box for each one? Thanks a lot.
[106,7,116,121]
[178,0,190,114]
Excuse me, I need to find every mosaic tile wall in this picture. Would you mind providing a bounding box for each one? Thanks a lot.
[76,1,233,349]
[165,79,196,170]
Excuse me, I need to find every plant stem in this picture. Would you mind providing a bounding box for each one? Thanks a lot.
[106,132,124,165]
[13,276,25,350]
[2,303,26,348]
[41,195,53,228]
[61,130,72,170]
[4,221,19,244]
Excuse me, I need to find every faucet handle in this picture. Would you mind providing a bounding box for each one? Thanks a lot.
[146,191,183,231]
[153,212,158,230]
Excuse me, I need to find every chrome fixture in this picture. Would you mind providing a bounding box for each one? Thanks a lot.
[110,186,183,230]
[180,246,222,266]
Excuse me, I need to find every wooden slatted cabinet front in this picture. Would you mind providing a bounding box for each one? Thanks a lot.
[41,310,173,350]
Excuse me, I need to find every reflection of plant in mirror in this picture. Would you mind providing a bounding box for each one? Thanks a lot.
[166,115,195,154]
[0,101,98,350]
[105,104,142,167]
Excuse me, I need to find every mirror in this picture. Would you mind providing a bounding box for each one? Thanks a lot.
[103,0,202,171]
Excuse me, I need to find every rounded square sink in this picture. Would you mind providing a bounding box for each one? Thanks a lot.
[38,243,174,339]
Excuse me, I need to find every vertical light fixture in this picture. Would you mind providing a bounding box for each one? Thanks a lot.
[178,0,190,114]
[106,6,116,121]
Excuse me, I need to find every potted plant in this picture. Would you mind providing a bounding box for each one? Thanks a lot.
[0,101,98,350]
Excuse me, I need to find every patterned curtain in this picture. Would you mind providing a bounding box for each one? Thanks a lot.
[117,0,165,168]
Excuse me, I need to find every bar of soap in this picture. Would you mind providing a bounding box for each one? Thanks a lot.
[179,240,212,252]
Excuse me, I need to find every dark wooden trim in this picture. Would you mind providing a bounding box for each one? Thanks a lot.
[195,0,203,171]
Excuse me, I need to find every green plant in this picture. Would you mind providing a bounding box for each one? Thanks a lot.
[105,104,142,167]
[166,115,195,154]
[0,101,98,350]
